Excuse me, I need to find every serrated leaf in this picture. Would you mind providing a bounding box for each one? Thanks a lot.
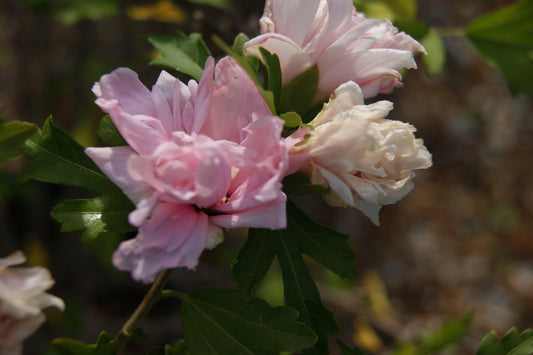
[274,229,338,354]
[179,288,317,355]
[129,327,151,343]
[476,327,533,355]
[149,31,211,81]
[259,47,282,111]
[98,115,127,147]
[18,117,118,194]
[287,201,358,279]
[0,119,37,161]
[465,0,533,96]
[280,65,319,117]
[165,340,191,355]
[337,339,367,355]
[51,192,135,242]
[420,31,445,77]
[53,331,115,355]
[232,228,277,298]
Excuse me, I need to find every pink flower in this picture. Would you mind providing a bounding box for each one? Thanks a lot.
[86,57,289,283]
[0,251,64,355]
[244,0,425,101]
[289,82,432,224]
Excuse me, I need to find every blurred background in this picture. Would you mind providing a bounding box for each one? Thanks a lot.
[1,0,532,354]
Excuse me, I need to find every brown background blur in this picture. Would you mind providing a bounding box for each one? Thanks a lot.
[1,0,532,354]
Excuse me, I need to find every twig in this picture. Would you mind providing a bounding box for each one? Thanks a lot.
[113,269,173,354]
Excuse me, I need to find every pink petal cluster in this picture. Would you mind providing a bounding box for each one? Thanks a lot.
[289,82,432,224]
[244,0,425,100]
[0,251,64,355]
[86,57,289,283]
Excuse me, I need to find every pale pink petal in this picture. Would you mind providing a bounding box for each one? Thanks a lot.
[113,202,209,283]
[189,57,215,134]
[85,146,153,203]
[244,34,313,85]
[210,199,286,230]
[200,56,271,142]
[262,0,320,46]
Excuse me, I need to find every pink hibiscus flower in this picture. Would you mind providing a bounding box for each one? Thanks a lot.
[86,57,289,283]
[244,0,425,101]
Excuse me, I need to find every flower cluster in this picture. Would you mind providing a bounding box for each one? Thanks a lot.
[0,251,64,355]
[86,0,432,283]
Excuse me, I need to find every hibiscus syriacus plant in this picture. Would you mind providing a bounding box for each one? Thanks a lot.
[9,0,437,353]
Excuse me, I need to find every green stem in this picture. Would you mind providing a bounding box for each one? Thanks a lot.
[113,269,173,354]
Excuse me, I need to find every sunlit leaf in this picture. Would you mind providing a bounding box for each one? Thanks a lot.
[465,0,533,96]
[53,331,115,355]
[0,119,37,161]
[51,192,135,242]
[232,228,277,298]
[476,327,533,355]
[127,0,185,23]
[18,117,118,194]
[179,288,317,355]
[149,31,211,81]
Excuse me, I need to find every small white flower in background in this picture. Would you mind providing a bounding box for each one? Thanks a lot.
[0,251,64,355]
[289,81,432,225]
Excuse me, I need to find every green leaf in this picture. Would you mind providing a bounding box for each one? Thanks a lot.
[337,339,366,355]
[420,31,446,77]
[394,20,430,41]
[53,331,115,355]
[179,288,317,355]
[259,47,282,111]
[51,192,135,242]
[165,340,191,355]
[282,172,329,197]
[232,228,277,298]
[465,0,533,96]
[280,65,319,117]
[274,229,338,355]
[128,327,151,343]
[149,31,211,81]
[54,0,118,25]
[98,115,127,146]
[280,112,304,129]
[212,35,275,113]
[18,117,118,194]
[476,327,533,355]
[287,201,358,279]
[416,313,472,354]
[0,119,37,161]
[186,0,229,9]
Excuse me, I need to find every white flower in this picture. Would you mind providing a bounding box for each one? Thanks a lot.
[292,81,432,224]
[0,251,64,355]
